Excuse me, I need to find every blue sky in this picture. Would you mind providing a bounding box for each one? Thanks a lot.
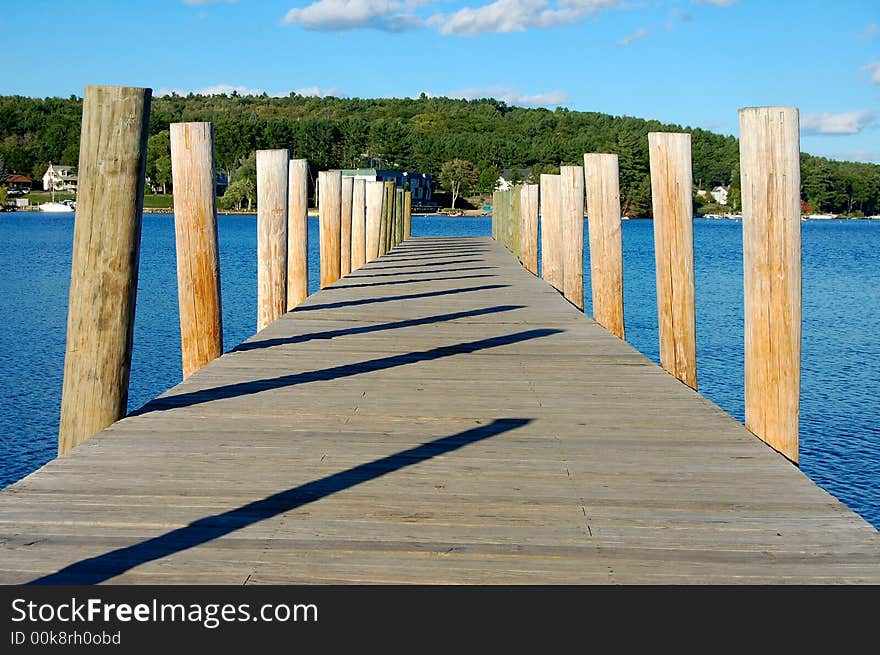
[3,0,878,163]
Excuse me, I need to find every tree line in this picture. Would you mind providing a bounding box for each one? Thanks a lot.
[1,92,879,216]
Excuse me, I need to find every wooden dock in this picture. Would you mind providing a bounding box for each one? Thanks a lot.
[1,236,878,584]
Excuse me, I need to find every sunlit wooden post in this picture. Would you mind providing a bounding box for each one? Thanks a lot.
[492,190,499,240]
[169,121,223,379]
[351,178,366,271]
[318,170,342,287]
[58,85,151,456]
[382,181,395,255]
[648,132,697,389]
[739,107,802,463]
[404,190,412,239]
[395,187,405,247]
[540,174,564,291]
[340,176,353,277]
[256,149,289,330]
[584,153,625,339]
[365,180,384,262]
[560,166,585,310]
[287,158,309,310]
[520,183,539,275]
[512,185,523,261]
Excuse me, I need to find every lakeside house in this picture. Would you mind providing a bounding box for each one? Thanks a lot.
[146,171,229,196]
[42,163,77,192]
[5,174,33,195]
[696,185,730,205]
[341,168,435,207]
[496,168,532,191]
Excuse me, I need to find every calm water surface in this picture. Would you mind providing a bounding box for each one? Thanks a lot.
[1,212,878,529]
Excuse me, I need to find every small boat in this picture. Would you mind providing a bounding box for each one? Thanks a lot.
[448,211,463,217]
[39,200,74,213]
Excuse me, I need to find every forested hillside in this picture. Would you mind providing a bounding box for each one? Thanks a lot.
[1,92,878,216]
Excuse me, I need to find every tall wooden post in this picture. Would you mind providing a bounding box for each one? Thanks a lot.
[351,178,366,271]
[395,188,404,247]
[58,85,151,456]
[404,190,412,239]
[584,153,625,339]
[318,170,342,287]
[340,176,353,277]
[648,132,697,389]
[520,184,539,275]
[492,190,498,240]
[540,174,564,292]
[382,181,395,255]
[169,122,223,379]
[287,158,309,310]
[560,166,585,310]
[365,180,384,262]
[739,107,802,463]
[256,149,289,331]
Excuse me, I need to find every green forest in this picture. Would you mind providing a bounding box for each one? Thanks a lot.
[1,92,879,216]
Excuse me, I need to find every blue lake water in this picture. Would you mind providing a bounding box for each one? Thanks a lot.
[1,212,878,530]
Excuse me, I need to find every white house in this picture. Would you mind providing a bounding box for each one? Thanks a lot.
[710,185,729,205]
[42,162,78,192]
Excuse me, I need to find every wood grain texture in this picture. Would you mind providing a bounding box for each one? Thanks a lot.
[340,176,353,278]
[256,149,289,331]
[648,133,697,389]
[351,178,367,271]
[365,180,384,262]
[287,159,309,309]
[520,184,539,275]
[539,174,564,292]
[9,237,878,584]
[58,85,151,456]
[739,107,802,464]
[169,122,223,379]
[318,170,342,288]
[560,166,585,310]
[584,153,625,339]
[404,191,412,240]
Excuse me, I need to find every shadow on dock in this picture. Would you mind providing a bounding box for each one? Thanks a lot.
[29,418,531,585]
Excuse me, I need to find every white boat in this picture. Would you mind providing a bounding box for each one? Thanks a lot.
[39,200,75,213]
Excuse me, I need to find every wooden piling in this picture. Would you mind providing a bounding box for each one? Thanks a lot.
[584,153,625,339]
[739,107,802,463]
[287,158,309,310]
[340,176,353,277]
[382,181,395,255]
[560,166,585,310]
[256,149,289,331]
[395,188,405,247]
[404,190,412,239]
[520,184,539,275]
[365,180,384,262]
[169,122,223,379]
[318,170,342,288]
[492,190,498,241]
[351,178,366,271]
[648,132,697,389]
[58,85,151,456]
[539,174,564,292]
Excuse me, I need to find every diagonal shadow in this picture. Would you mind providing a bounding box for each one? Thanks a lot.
[332,274,494,289]
[367,259,481,270]
[295,284,509,312]
[233,304,523,352]
[29,418,531,585]
[347,266,497,279]
[135,328,561,414]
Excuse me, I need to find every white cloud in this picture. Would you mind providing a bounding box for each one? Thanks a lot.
[429,86,569,107]
[155,84,341,98]
[801,110,875,135]
[430,0,620,36]
[819,150,880,164]
[693,0,735,6]
[862,61,880,85]
[283,0,427,32]
[860,23,878,40]
[617,27,646,46]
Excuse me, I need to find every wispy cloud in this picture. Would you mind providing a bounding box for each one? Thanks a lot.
[859,23,878,39]
[819,149,880,163]
[155,84,341,98]
[862,61,880,84]
[617,27,647,46]
[430,0,620,36]
[801,110,875,135]
[693,0,736,6]
[428,86,569,107]
[283,0,427,32]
